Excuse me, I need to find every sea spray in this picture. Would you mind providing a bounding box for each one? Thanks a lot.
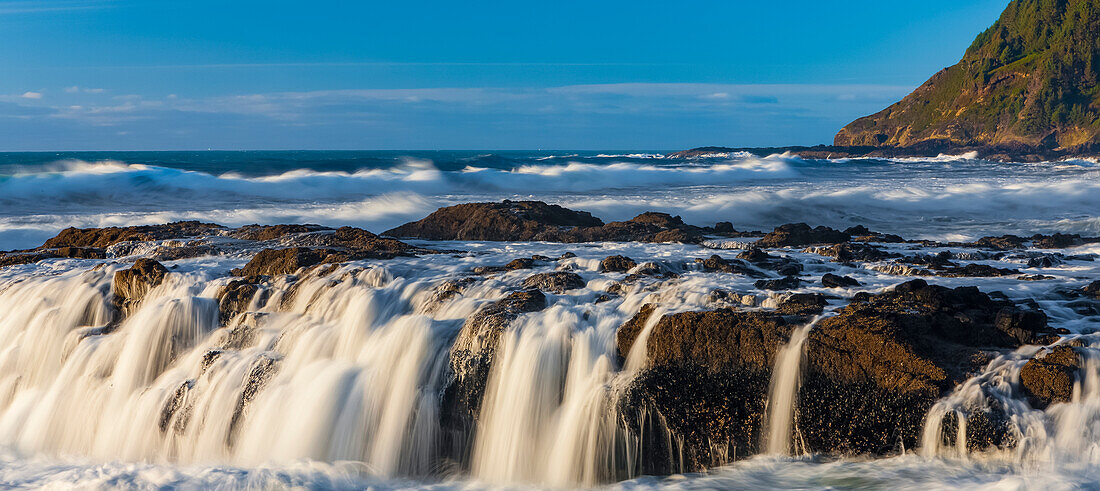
[764,316,823,455]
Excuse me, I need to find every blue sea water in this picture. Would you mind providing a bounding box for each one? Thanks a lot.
[1,150,1098,250]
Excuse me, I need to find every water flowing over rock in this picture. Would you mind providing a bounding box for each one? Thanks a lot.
[113,258,169,314]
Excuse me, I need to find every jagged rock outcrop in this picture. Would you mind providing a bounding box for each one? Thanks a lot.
[821,273,861,288]
[385,201,706,243]
[442,289,548,448]
[521,272,585,293]
[616,279,1057,471]
[836,0,1100,152]
[757,223,849,248]
[1020,345,1081,408]
[43,221,223,248]
[384,200,603,241]
[113,258,169,313]
[600,255,638,273]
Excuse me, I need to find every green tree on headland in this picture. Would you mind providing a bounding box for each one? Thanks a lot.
[836,0,1100,151]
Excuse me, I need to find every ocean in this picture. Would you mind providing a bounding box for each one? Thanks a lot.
[1,151,1099,490]
[2,150,1099,250]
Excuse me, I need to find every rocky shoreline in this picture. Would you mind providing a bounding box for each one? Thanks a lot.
[668,142,1100,163]
[2,200,1099,479]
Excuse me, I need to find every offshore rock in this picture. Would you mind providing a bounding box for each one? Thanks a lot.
[384,200,603,241]
[385,201,705,243]
[42,221,223,248]
[756,223,849,248]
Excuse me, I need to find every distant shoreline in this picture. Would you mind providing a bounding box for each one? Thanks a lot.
[670,141,1100,162]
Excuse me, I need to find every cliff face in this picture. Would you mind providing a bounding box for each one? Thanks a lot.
[836,0,1100,150]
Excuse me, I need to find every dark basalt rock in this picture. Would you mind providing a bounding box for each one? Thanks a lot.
[217,276,269,323]
[736,249,803,275]
[934,263,1020,278]
[231,248,338,276]
[1020,345,1080,409]
[600,255,637,273]
[227,354,281,447]
[776,293,828,315]
[521,272,585,293]
[756,223,849,248]
[698,255,765,277]
[42,221,223,248]
[0,251,61,268]
[1032,233,1084,249]
[472,257,537,275]
[385,201,705,243]
[617,279,1056,471]
[231,235,421,276]
[384,200,603,241]
[228,224,331,241]
[821,273,861,288]
[754,276,801,290]
[616,307,792,471]
[973,235,1027,251]
[806,242,898,262]
[443,289,548,446]
[113,258,169,313]
[1084,280,1100,299]
[0,246,107,268]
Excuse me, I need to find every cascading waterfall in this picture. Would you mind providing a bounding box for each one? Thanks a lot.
[763,316,822,456]
[0,255,707,487]
[469,300,668,486]
[920,337,1100,467]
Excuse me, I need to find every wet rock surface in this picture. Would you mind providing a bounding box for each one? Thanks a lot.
[443,289,548,444]
[1020,345,1081,408]
[521,271,585,293]
[616,279,1058,471]
[113,258,169,313]
[385,201,707,243]
[42,221,224,249]
[384,200,604,241]
[756,223,850,248]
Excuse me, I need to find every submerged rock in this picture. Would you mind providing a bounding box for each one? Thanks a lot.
[754,276,801,291]
[698,255,765,277]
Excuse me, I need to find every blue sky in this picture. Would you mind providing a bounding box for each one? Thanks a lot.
[1,0,1010,150]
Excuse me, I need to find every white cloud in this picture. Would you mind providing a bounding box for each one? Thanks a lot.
[65,86,106,94]
[20,91,43,99]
